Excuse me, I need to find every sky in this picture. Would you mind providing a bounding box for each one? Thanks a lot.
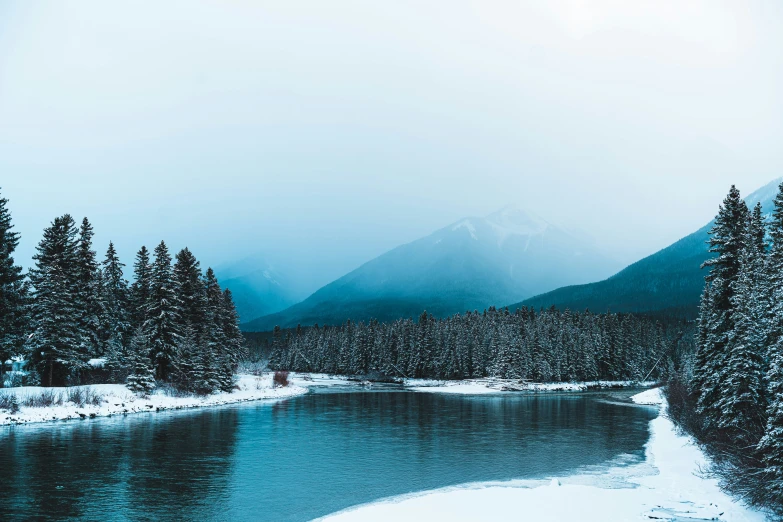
[1,1,782,292]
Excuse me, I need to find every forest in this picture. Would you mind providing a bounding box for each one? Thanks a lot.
[268,306,694,384]
[666,184,783,511]
[0,191,245,395]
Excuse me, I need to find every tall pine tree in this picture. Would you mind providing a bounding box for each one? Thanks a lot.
[0,189,28,387]
[145,241,180,381]
[28,215,87,386]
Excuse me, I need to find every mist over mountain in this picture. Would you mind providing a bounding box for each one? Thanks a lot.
[241,206,621,331]
[215,258,303,322]
[518,178,783,317]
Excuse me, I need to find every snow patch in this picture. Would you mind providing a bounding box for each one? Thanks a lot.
[0,373,351,426]
[452,220,478,240]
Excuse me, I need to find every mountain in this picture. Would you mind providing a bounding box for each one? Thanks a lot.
[241,206,621,331]
[516,178,782,318]
[215,258,302,322]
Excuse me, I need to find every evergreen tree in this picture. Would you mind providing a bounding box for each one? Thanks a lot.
[27,215,87,386]
[130,246,152,330]
[173,248,205,333]
[145,241,180,381]
[101,242,131,353]
[0,189,28,387]
[125,327,155,394]
[715,204,768,442]
[759,183,783,495]
[75,217,103,355]
[694,186,749,430]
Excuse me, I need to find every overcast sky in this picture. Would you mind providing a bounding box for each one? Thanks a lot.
[1,1,782,288]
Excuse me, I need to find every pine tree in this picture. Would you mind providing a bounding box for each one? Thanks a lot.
[204,268,233,392]
[0,189,29,387]
[173,248,205,333]
[715,204,768,442]
[145,241,180,381]
[101,242,131,354]
[759,183,783,495]
[27,215,87,386]
[126,327,155,394]
[694,186,749,431]
[75,217,103,356]
[130,246,152,330]
[221,288,246,371]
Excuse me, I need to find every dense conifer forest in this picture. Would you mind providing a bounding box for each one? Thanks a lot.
[268,307,694,383]
[0,190,245,394]
[665,184,783,512]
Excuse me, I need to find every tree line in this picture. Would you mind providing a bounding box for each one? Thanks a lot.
[268,306,692,383]
[677,183,783,508]
[0,190,245,394]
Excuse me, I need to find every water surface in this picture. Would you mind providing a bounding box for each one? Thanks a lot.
[0,388,657,521]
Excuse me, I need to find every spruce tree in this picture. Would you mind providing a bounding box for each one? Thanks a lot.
[130,246,152,330]
[715,204,768,442]
[75,217,103,356]
[28,215,87,386]
[759,183,783,495]
[126,327,156,394]
[145,241,180,381]
[101,242,131,351]
[173,248,205,333]
[694,186,749,431]
[0,189,28,387]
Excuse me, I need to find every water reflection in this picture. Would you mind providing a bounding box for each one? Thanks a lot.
[0,391,656,522]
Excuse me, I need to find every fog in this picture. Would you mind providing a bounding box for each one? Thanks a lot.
[1,1,781,291]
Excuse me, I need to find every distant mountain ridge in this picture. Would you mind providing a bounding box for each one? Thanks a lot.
[516,178,783,318]
[241,206,621,331]
[215,258,302,322]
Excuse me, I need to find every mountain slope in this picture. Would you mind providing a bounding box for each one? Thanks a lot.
[517,178,782,318]
[242,206,620,331]
[215,258,301,322]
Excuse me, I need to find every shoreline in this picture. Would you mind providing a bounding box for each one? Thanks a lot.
[318,388,767,522]
[0,374,658,427]
[0,374,314,427]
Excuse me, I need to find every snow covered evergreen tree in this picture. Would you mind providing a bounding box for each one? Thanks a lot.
[0,189,29,387]
[27,215,87,386]
[693,186,749,432]
[715,203,768,442]
[75,217,103,356]
[125,327,155,394]
[173,247,205,334]
[145,241,180,381]
[101,242,131,351]
[130,246,152,331]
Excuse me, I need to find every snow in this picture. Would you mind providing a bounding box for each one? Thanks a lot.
[319,387,766,522]
[405,378,657,395]
[0,373,351,426]
[87,358,106,368]
[452,220,478,240]
[485,205,550,246]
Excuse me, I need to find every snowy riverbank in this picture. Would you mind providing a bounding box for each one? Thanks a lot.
[0,373,342,426]
[404,378,657,395]
[320,387,768,522]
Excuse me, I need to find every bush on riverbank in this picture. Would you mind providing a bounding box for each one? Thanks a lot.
[273,371,289,388]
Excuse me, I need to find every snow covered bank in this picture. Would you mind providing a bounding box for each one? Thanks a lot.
[320,388,767,522]
[405,378,657,395]
[0,374,320,426]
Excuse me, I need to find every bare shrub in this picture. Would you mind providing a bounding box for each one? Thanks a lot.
[273,371,289,388]
[0,392,17,412]
[23,389,63,408]
[67,387,86,407]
